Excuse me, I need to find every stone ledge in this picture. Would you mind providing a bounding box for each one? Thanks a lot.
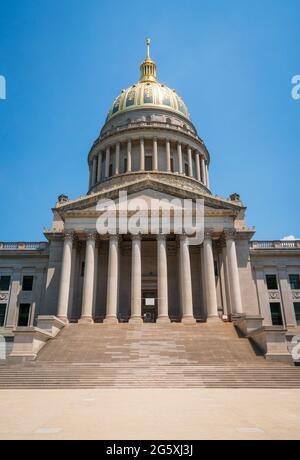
[8,316,66,363]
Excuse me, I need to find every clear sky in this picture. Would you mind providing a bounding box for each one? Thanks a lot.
[0,0,299,241]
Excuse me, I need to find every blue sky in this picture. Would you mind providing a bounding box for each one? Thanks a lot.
[0,0,299,241]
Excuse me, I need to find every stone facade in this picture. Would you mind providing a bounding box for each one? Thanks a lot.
[0,42,299,363]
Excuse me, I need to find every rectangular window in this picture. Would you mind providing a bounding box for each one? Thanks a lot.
[270,303,283,326]
[0,304,7,327]
[184,163,189,176]
[18,304,31,327]
[294,303,300,325]
[289,274,300,290]
[81,261,85,277]
[22,276,34,291]
[266,274,278,290]
[145,156,153,171]
[0,276,11,291]
[124,158,128,173]
[109,163,113,177]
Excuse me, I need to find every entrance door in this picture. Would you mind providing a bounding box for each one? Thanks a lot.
[142,291,157,323]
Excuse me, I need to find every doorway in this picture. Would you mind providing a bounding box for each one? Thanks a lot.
[142,291,157,323]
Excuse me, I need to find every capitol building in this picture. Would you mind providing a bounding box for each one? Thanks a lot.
[0,40,300,372]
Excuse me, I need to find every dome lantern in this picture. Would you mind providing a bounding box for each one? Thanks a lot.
[139,37,157,83]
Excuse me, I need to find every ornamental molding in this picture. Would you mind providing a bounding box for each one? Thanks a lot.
[0,293,8,302]
[268,291,280,300]
[292,291,300,300]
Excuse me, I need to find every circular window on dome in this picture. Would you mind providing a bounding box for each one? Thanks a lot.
[112,96,121,114]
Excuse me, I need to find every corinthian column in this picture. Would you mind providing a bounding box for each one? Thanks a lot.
[129,234,142,323]
[140,138,145,171]
[179,234,196,323]
[79,232,97,323]
[57,232,75,322]
[177,143,183,174]
[157,235,170,323]
[203,230,219,318]
[224,230,243,315]
[104,235,119,323]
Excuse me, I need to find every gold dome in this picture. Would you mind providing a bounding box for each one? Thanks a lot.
[106,39,190,121]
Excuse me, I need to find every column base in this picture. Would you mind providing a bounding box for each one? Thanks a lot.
[78,316,94,324]
[207,315,220,323]
[57,316,69,324]
[129,317,143,324]
[157,316,171,324]
[103,317,119,324]
[182,316,197,324]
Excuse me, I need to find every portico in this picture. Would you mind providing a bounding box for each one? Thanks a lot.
[55,228,244,324]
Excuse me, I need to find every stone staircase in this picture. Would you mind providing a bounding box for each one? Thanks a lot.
[1,322,300,389]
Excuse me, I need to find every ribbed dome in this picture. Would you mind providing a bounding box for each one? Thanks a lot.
[106,82,190,122]
[106,39,190,122]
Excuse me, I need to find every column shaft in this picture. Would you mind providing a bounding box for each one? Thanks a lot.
[166,140,171,172]
[92,157,97,186]
[177,143,183,174]
[97,152,102,182]
[80,233,96,323]
[180,235,195,323]
[203,233,219,318]
[140,138,145,171]
[127,140,132,172]
[196,154,201,181]
[157,235,170,322]
[105,235,119,323]
[130,235,142,322]
[105,147,110,178]
[226,235,243,314]
[206,163,210,188]
[201,156,206,185]
[153,137,158,171]
[115,143,120,175]
[188,147,193,177]
[57,233,74,322]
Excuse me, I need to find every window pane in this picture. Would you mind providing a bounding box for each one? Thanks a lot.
[294,303,300,325]
[0,304,7,327]
[18,304,31,327]
[22,276,34,291]
[289,274,300,290]
[184,163,189,176]
[266,274,278,290]
[0,276,11,291]
[270,303,283,326]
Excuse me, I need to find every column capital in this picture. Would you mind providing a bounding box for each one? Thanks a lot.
[157,233,167,242]
[131,233,142,241]
[85,231,98,243]
[223,228,236,240]
[109,233,121,243]
[204,228,214,239]
[63,231,76,242]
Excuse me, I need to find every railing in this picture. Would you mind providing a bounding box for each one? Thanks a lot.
[0,242,48,250]
[250,240,300,249]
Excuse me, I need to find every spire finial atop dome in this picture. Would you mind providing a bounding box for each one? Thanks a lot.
[140,37,157,83]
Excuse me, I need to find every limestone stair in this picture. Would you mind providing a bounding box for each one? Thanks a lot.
[0,322,299,389]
